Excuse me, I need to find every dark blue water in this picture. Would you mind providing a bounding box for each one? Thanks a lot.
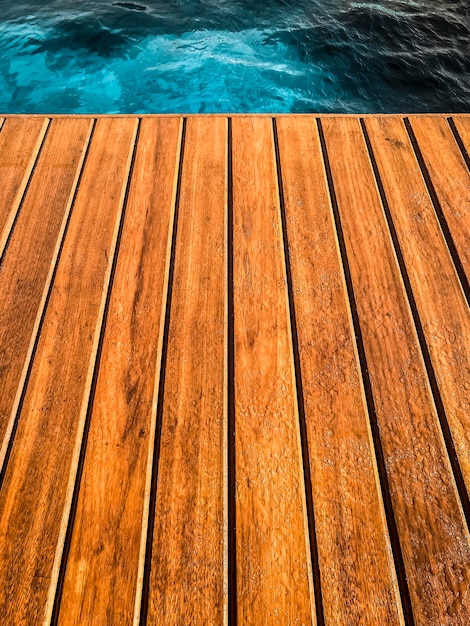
[0,0,469,113]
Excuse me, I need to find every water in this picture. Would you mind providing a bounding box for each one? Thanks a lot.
[0,0,469,113]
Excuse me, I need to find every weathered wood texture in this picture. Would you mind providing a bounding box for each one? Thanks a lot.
[322,116,470,625]
[0,117,49,258]
[0,118,137,624]
[409,116,470,281]
[276,116,403,625]
[0,118,92,466]
[147,117,228,625]
[0,115,469,626]
[57,117,182,624]
[364,117,470,498]
[232,117,314,625]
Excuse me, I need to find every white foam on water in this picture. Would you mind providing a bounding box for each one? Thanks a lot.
[0,22,347,112]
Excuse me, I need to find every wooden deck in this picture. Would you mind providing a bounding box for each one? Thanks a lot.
[0,114,469,625]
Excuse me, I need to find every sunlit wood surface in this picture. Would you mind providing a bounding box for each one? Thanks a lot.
[0,115,469,625]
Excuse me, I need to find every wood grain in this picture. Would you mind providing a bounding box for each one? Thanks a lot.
[322,116,470,626]
[56,118,182,625]
[232,117,314,625]
[0,114,469,625]
[0,118,92,465]
[0,117,49,258]
[365,116,470,494]
[452,116,470,157]
[0,118,137,625]
[409,116,470,280]
[147,117,228,625]
[276,116,403,625]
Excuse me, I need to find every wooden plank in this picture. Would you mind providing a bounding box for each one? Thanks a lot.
[276,116,403,624]
[0,117,49,258]
[452,116,470,157]
[0,118,138,625]
[57,118,182,624]
[147,117,228,624]
[0,118,92,465]
[321,117,470,625]
[232,117,314,624]
[365,117,470,495]
[409,116,470,281]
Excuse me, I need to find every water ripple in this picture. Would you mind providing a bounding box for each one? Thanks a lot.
[0,0,468,112]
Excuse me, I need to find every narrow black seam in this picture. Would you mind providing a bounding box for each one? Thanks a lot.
[448,117,470,175]
[272,117,325,626]
[361,118,470,530]
[50,118,142,625]
[227,117,237,626]
[0,118,97,491]
[318,117,415,626]
[0,118,52,266]
[404,118,469,307]
[139,116,186,625]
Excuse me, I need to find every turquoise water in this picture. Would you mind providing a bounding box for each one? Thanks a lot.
[0,0,469,113]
